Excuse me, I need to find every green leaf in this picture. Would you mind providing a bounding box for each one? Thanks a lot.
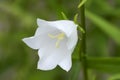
[87,57,120,73]
[73,13,85,33]
[85,10,120,45]
[74,13,78,24]
[78,0,87,8]
[61,12,68,20]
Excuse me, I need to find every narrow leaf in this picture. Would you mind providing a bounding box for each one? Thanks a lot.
[78,0,87,8]
[85,10,120,45]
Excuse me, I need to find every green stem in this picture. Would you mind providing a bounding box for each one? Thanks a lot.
[79,1,88,80]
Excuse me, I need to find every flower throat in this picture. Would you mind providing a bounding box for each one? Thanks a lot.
[48,33,65,48]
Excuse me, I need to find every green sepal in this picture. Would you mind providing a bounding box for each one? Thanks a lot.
[61,12,68,20]
[74,13,78,24]
[77,25,85,33]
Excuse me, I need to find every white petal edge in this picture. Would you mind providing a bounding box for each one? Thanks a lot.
[58,54,72,72]
[67,28,78,50]
[35,19,57,36]
[22,36,40,49]
[37,48,65,71]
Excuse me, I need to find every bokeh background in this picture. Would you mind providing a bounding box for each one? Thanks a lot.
[0,0,120,80]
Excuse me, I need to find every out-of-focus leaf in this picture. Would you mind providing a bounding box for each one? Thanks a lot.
[87,57,120,73]
[85,10,120,45]
[108,74,120,80]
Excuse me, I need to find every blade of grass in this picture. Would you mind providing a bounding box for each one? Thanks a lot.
[85,10,120,45]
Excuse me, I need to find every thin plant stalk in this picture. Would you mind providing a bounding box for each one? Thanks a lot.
[79,0,88,80]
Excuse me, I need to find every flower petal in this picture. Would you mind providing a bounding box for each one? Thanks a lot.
[48,20,77,37]
[37,49,58,70]
[22,27,62,49]
[22,36,40,49]
[37,46,68,70]
[35,19,57,36]
[37,37,72,71]
[67,28,78,49]
[58,54,72,72]
[22,33,54,49]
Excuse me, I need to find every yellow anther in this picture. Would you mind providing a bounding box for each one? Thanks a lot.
[57,33,64,40]
[48,33,65,48]
[48,34,57,38]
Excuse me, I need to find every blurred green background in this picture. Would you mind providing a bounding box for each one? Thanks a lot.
[0,0,120,80]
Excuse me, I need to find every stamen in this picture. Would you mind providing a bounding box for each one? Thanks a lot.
[48,34,57,38]
[56,39,61,48]
[57,33,64,40]
[48,33,65,48]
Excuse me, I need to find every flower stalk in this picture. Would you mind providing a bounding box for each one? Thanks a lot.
[79,0,88,80]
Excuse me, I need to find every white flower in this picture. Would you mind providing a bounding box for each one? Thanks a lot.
[22,18,78,72]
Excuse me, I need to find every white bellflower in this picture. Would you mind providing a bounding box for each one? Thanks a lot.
[22,18,78,71]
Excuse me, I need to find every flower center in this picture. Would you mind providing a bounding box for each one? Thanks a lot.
[48,33,65,48]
